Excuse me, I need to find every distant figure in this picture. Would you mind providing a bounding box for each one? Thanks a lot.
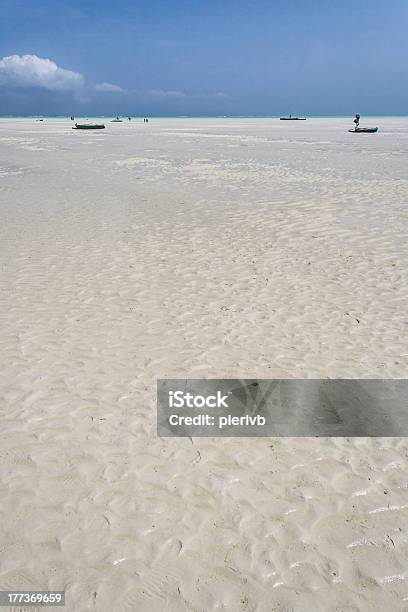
[354,113,361,129]
[146,118,149,123]
[70,116,74,121]
[128,117,131,121]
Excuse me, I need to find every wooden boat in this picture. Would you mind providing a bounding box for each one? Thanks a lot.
[73,123,105,130]
[348,127,378,133]
[280,116,306,120]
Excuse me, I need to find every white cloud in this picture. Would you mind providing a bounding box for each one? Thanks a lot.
[94,82,124,93]
[190,91,230,101]
[138,89,229,102]
[205,92,229,100]
[146,89,186,100]
[0,54,228,107]
[0,54,127,102]
[0,54,84,91]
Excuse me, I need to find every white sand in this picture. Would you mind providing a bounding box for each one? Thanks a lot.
[1,117,408,611]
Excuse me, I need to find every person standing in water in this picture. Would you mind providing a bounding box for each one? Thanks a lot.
[353,113,361,130]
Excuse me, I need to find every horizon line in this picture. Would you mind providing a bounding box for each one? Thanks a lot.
[1,114,408,119]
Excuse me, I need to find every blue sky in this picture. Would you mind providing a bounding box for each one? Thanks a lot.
[0,0,407,115]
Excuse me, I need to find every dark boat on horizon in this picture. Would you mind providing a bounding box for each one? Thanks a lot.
[280,115,306,120]
[348,127,378,133]
[73,123,105,130]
